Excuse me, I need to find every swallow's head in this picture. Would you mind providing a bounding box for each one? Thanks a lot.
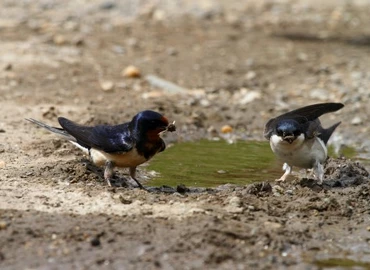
[132,110,176,139]
[275,119,302,144]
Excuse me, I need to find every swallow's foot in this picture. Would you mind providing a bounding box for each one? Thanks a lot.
[129,167,147,191]
[313,162,324,185]
[105,178,113,187]
[276,163,292,182]
[104,161,115,187]
[132,179,147,190]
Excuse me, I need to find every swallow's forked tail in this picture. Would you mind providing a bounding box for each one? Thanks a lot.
[26,118,76,142]
[320,121,341,145]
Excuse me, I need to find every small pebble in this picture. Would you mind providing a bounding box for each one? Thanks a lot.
[100,1,116,10]
[0,160,5,168]
[64,21,79,31]
[309,88,329,101]
[0,221,7,230]
[351,116,362,125]
[245,71,256,80]
[145,75,186,93]
[53,35,66,45]
[272,185,284,196]
[239,90,261,105]
[350,71,363,80]
[122,65,141,78]
[264,221,282,230]
[72,36,84,46]
[90,237,101,247]
[167,47,178,56]
[229,196,241,207]
[99,80,114,91]
[297,52,308,61]
[3,63,12,71]
[112,45,125,54]
[119,195,132,205]
[224,196,243,213]
[141,91,164,99]
[9,80,18,87]
[126,38,138,48]
[200,99,210,107]
[153,9,166,21]
[221,125,233,134]
[46,74,57,81]
[285,190,294,195]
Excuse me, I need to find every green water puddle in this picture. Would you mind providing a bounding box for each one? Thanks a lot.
[147,140,362,188]
[314,258,370,269]
[147,140,281,187]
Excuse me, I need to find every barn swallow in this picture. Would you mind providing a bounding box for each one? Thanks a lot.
[264,103,344,184]
[27,110,176,189]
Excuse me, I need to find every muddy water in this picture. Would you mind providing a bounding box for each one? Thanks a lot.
[148,140,286,187]
[147,140,361,188]
[314,258,370,268]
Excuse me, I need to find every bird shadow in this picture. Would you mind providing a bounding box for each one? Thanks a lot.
[146,184,215,194]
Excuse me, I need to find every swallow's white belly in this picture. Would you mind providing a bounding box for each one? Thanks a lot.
[270,134,327,168]
[90,148,148,167]
[70,142,147,168]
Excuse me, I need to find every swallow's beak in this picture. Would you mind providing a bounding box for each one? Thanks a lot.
[159,121,176,135]
[283,135,295,144]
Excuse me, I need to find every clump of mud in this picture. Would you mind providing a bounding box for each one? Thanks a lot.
[36,159,102,185]
[300,157,369,191]
[244,182,272,196]
[325,157,369,181]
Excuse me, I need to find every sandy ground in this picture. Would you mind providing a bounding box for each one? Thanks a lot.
[1,0,370,269]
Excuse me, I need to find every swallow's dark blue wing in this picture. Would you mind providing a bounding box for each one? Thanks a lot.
[305,119,341,144]
[89,124,134,153]
[318,121,341,145]
[58,117,134,153]
[280,103,344,121]
[264,103,344,140]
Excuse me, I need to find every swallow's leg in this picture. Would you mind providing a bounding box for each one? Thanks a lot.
[129,167,146,190]
[276,163,292,182]
[313,162,324,185]
[104,161,115,186]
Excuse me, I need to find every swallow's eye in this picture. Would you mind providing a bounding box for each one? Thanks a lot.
[276,127,284,136]
[148,119,164,128]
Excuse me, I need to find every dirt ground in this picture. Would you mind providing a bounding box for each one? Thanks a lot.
[1,0,370,269]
